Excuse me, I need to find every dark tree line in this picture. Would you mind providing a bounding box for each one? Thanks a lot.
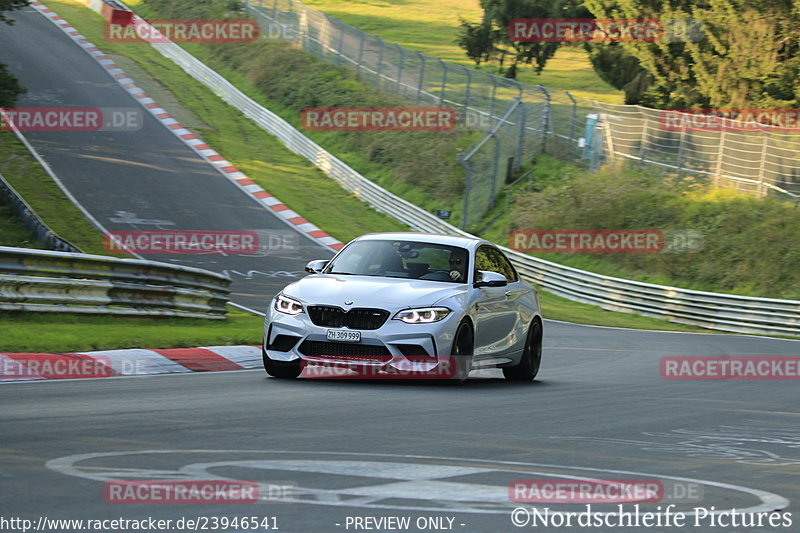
[458,0,800,109]
[0,0,29,108]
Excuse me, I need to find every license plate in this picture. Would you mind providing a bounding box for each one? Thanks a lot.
[326,329,361,342]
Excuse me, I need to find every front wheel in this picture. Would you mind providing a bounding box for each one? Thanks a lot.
[503,319,542,381]
[447,321,474,383]
[262,345,302,379]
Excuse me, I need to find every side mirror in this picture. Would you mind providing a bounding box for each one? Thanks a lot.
[305,260,329,274]
[474,270,508,288]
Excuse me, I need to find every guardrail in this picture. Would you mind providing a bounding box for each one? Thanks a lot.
[0,247,232,319]
[115,11,800,337]
[0,173,79,253]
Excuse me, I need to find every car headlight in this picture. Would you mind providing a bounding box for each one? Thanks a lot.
[393,307,451,324]
[274,294,304,315]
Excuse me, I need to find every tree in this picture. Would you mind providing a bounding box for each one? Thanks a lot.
[583,0,800,109]
[0,0,29,107]
[456,0,589,78]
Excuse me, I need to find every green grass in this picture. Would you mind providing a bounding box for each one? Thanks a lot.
[0,307,263,352]
[300,0,624,103]
[0,204,37,248]
[537,292,707,332]
[24,0,720,339]
[498,156,800,300]
[0,132,108,254]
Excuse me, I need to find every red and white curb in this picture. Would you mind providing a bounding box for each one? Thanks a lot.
[0,345,262,382]
[30,1,344,252]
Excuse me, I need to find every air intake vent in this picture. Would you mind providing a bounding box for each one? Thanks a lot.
[307,306,389,330]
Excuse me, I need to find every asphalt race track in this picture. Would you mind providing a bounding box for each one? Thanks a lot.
[0,7,335,314]
[1,6,799,533]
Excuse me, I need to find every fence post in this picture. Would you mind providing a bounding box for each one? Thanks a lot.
[487,73,498,130]
[537,85,550,153]
[565,90,577,155]
[489,132,500,208]
[376,37,385,88]
[462,66,472,113]
[676,124,687,178]
[514,99,526,172]
[458,157,472,229]
[638,111,649,166]
[416,52,426,105]
[355,30,366,77]
[438,59,447,107]
[335,21,346,64]
[396,46,406,94]
[272,0,278,18]
[714,128,726,186]
[757,132,770,196]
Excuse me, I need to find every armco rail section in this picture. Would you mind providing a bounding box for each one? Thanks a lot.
[0,172,79,253]
[125,14,800,337]
[0,247,231,319]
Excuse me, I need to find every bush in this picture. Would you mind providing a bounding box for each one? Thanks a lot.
[511,159,800,299]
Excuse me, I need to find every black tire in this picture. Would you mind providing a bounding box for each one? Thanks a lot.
[262,344,302,379]
[448,321,474,383]
[503,319,542,381]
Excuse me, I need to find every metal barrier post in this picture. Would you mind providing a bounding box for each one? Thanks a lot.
[438,59,447,107]
[463,66,472,112]
[515,99,526,172]
[490,132,500,208]
[396,46,405,93]
[376,37,385,87]
[416,52,426,104]
[334,20,346,64]
[458,157,472,229]
[355,30,365,76]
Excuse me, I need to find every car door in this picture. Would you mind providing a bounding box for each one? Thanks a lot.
[471,245,519,358]
[487,247,532,355]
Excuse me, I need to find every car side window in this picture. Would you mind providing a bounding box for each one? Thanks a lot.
[474,245,518,283]
[488,247,518,282]
[473,246,496,282]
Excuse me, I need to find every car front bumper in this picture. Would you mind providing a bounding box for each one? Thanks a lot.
[263,301,461,376]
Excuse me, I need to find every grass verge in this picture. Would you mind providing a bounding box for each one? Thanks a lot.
[0,307,263,352]
[0,203,36,248]
[0,131,108,254]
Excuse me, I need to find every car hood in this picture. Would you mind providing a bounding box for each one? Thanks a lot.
[282,274,466,309]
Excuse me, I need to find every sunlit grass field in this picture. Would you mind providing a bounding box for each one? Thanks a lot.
[301,0,624,103]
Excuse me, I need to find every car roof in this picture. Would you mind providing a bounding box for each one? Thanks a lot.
[355,232,488,249]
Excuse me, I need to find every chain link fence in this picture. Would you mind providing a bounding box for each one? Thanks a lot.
[243,0,569,227]
[590,103,800,199]
[244,0,800,228]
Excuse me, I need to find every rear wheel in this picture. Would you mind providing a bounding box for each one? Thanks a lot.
[503,319,542,381]
[262,344,302,379]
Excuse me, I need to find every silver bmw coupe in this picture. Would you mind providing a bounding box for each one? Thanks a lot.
[262,233,543,381]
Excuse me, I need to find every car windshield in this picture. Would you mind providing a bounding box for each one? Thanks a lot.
[325,239,469,283]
